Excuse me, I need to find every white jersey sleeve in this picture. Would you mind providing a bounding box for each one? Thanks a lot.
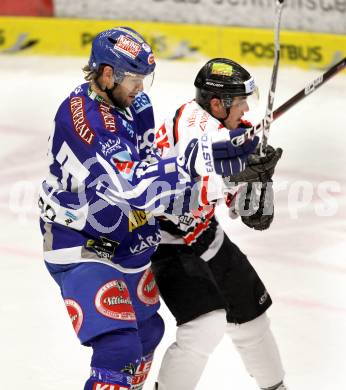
[155,100,238,204]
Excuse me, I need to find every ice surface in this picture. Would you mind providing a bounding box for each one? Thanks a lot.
[0,55,345,389]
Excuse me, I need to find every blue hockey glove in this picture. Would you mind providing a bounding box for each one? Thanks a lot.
[183,128,259,178]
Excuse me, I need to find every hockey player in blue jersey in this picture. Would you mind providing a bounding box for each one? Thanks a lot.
[39,27,260,390]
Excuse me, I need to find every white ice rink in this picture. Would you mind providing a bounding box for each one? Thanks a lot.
[0,55,345,390]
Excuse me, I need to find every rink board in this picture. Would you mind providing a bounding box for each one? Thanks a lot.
[0,16,345,69]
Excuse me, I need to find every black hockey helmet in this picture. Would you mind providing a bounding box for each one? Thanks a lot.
[194,58,257,112]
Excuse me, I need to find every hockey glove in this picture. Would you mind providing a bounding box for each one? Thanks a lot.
[238,181,274,230]
[223,145,283,185]
[184,128,259,179]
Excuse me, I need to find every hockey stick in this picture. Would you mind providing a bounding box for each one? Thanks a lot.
[260,0,285,155]
[231,56,346,147]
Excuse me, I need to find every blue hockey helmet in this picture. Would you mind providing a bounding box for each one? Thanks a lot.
[88,27,156,77]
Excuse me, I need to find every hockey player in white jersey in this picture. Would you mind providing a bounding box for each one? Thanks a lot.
[151,58,288,390]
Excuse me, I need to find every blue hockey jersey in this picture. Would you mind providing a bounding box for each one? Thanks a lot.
[39,83,192,272]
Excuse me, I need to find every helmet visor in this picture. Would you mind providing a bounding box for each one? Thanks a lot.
[114,70,155,95]
[222,85,259,111]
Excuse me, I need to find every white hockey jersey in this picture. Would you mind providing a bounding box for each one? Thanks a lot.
[155,100,238,260]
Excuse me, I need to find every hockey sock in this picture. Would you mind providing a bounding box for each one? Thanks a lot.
[85,329,143,390]
[131,314,165,389]
[131,352,154,390]
[84,367,132,390]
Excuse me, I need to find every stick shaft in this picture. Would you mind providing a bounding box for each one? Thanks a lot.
[272,57,346,121]
[231,57,346,147]
[261,0,284,152]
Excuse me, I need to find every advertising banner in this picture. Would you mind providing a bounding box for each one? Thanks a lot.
[54,0,346,34]
[0,0,53,16]
[0,17,345,70]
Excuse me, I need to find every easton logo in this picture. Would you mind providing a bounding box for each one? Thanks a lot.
[115,35,141,59]
[200,134,213,173]
[70,96,95,144]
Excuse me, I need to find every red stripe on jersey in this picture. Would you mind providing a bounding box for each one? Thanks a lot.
[155,123,170,152]
[172,103,188,145]
[183,206,215,245]
[200,177,209,206]
[225,192,238,208]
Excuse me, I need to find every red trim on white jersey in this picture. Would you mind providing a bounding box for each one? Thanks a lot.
[183,206,215,245]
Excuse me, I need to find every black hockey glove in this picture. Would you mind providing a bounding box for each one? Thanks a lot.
[238,181,274,230]
[223,145,283,185]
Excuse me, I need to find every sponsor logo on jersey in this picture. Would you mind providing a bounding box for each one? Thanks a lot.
[155,124,170,151]
[133,93,152,114]
[92,382,129,390]
[131,353,154,389]
[114,35,141,59]
[64,299,83,335]
[99,138,122,156]
[95,280,136,321]
[113,159,135,180]
[187,109,198,128]
[138,128,155,153]
[137,269,159,305]
[121,119,135,137]
[99,103,117,132]
[129,232,161,255]
[199,111,210,132]
[74,85,83,94]
[85,237,120,260]
[64,210,78,226]
[128,210,152,232]
[70,96,95,144]
[111,150,135,180]
[178,214,195,228]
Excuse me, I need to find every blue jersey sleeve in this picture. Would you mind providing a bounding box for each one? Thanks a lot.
[39,88,193,234]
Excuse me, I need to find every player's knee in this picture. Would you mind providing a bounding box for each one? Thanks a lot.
[176,309,227,356]
[138,313,165,355]
[90,328,142,372]
[228,312,270,347]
